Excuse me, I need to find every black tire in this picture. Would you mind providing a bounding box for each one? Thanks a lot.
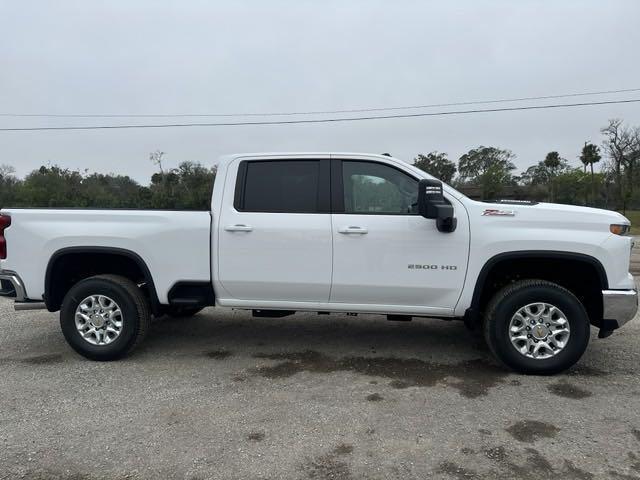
[60,274,151,361]
[483,279,590,375]
[165,306,204,318]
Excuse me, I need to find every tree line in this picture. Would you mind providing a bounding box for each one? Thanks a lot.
[413,118,640,211]
[1,119,638,211]
[0,151,216,210]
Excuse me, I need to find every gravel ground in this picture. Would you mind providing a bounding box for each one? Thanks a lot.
[0,281,639,480]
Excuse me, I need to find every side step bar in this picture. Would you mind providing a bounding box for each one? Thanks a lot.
[15,302,47,311]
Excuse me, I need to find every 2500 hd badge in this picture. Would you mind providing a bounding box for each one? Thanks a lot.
[408,264,458,270]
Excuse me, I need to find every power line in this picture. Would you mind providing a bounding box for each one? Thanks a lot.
[1,87,639,118]
[0,98,638,132]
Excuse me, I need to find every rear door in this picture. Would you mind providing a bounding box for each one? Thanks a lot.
[329,156,469,314]
[217,156,332,303]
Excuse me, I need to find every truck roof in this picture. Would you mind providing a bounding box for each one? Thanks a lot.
[216,152,403,166]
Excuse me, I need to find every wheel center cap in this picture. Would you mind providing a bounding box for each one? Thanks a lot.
[91,314,105,328]
[532,324,548,339]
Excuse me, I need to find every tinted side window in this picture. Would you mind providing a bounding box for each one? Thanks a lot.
[240,160,321,213]
[342,161,418,214]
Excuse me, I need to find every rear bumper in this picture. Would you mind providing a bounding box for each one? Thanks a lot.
[602,289,638,329]
[0,270,26,302]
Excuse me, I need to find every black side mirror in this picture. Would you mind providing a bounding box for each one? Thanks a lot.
[418,179,457,233]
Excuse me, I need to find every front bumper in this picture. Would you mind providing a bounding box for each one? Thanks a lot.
[602,289,638,329]
[0,270,26,302]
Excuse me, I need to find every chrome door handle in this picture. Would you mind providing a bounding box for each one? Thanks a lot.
[224,224,253,232]
[337,226,368,234]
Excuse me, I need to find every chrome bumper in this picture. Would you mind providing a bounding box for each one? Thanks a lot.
[602,289,638,328]
[0,270,26,302]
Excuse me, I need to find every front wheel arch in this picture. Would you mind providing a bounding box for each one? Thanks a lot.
[467,251,607,329]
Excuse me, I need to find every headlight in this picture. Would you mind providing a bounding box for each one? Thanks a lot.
[610,224,631,235]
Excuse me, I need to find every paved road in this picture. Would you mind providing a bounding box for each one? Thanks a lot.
[1,283,639,480]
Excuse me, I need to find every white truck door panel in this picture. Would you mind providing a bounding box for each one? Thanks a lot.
[217,157,332,302]
[330,214,469,308]
[330,158,469,310]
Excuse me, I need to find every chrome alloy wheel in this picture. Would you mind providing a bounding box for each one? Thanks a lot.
[508,302,570,359]
[74,295,124,346]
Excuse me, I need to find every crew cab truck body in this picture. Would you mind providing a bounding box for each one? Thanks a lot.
[0,152,637,374]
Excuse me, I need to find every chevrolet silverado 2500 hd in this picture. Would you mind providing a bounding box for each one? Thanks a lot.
[0,153,637,373]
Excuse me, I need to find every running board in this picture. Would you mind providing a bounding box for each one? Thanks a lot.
[253,309,295,318]
[14,302,47,311]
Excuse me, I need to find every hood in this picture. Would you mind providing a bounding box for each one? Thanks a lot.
[470,200,630,233]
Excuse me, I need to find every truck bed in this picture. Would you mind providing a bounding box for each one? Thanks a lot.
[0,208,212,303]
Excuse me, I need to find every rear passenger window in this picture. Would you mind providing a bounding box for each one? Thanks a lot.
[237,160,321,213]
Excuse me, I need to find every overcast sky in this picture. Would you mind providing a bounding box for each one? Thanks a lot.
[1,0,639,183]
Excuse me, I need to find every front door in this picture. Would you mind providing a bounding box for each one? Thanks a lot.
[329,157,469,314]
[217,157,332,303]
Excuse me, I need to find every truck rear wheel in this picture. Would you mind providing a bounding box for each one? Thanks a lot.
[60,274,150,361]
[483,279,590,375]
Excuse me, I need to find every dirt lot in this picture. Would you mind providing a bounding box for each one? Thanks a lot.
[0,280,639,480]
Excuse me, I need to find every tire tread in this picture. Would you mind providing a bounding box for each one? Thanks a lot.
[93,274,151,356]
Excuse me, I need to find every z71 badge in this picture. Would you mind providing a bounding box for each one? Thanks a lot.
[482,209,516,217]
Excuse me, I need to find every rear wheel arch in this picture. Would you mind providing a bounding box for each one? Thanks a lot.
[467,251,608,328]
[44,246,161,314]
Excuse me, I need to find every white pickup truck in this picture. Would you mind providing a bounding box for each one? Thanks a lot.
[0,153,637,374]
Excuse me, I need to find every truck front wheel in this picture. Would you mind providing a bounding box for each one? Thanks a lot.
[60,275,151,361]
[483,279,590,374]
